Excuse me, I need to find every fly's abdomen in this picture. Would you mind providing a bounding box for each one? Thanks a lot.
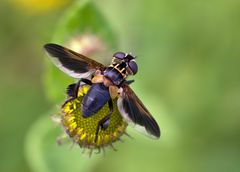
[81,83,110,117]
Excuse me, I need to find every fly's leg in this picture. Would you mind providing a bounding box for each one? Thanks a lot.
[63,78,92,107]
[94,99,113,143]
[67,78,92,98]
[74,78,92,98]
[125,80,134,85]
[100,100,113,129]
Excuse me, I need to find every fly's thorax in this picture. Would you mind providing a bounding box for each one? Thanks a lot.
[111,62,128,77]
[103,66,126,86]
[103,77,113,87]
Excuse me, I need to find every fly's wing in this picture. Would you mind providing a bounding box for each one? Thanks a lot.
[44,43,105,78]
[117,84,160,138]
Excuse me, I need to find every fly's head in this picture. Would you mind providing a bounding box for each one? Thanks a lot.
[111,52,138,78]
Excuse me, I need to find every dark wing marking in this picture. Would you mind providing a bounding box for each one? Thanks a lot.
[118,84,160,138]
[44,43,104,78]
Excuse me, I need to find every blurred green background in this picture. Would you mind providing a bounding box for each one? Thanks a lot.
[1,0,240,172]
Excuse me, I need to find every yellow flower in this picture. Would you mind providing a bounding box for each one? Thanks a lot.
[12,0,70,14]
[61,84,128,152]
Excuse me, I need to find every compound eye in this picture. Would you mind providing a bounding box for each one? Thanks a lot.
[128,60,138,75]
[113,52,125,59]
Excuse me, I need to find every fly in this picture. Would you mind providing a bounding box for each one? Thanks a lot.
[44,43,160,142]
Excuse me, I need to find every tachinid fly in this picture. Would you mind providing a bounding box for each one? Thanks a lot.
[44,43,160,142]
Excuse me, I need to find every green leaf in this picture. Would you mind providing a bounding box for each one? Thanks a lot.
[43,0,117,103]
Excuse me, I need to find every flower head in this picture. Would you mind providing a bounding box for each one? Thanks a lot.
[61,84,128,151]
